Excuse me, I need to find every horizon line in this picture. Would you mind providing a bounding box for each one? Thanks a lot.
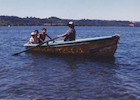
[0,15,139,22]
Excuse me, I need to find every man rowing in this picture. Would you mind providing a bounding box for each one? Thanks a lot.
[57,21,76,41]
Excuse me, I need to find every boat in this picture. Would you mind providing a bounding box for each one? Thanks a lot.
[24,34,120,56]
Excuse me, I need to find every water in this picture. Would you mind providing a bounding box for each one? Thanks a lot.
[0,26,140,100]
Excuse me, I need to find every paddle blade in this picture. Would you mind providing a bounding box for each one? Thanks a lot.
[12,54,18,56]
[12,53,20,56]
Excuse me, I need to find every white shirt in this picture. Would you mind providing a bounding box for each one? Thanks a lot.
[29,36,39,44]
[29,37,35,44]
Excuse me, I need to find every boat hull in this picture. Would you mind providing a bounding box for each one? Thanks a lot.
[24,35,120,56]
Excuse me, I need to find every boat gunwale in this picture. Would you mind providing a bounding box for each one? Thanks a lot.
[24,35,119,47]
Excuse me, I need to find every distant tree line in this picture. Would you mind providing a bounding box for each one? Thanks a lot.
[0,16,139,27]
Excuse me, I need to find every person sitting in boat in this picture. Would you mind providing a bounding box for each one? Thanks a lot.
[39,28,54,43]
[28,32,39,44]
[57,21,76,41]
[34,30,40,43]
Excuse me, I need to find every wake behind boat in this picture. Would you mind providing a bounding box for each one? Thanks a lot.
[24,34,120,56]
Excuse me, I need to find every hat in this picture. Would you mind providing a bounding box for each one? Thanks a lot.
[68,21,74,26]
[31,32,35,36]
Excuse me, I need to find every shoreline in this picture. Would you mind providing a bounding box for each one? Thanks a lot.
[0,25,138,27]
[0,16,139,27]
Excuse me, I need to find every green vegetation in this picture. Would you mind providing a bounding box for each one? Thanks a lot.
[0,16,139,27]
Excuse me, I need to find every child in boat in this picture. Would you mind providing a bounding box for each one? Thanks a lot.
[28,32,36,44]
[28,32,38,44]
[34,30,40,43]
[39,28,53,43]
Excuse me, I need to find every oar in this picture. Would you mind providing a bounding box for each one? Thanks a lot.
[12,37,58,56]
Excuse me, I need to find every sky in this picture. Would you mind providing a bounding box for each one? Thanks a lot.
[0,0,140,21]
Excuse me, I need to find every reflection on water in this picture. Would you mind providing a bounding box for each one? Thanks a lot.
[29,52,117,69]
[25,52,119,99]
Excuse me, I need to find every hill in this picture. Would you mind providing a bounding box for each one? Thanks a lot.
[0,16,139,27]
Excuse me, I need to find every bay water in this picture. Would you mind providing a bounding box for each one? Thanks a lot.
[0,26,140,100]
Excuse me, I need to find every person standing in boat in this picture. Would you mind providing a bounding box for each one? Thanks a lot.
[39,28,53,43]
[57,21,76,41]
